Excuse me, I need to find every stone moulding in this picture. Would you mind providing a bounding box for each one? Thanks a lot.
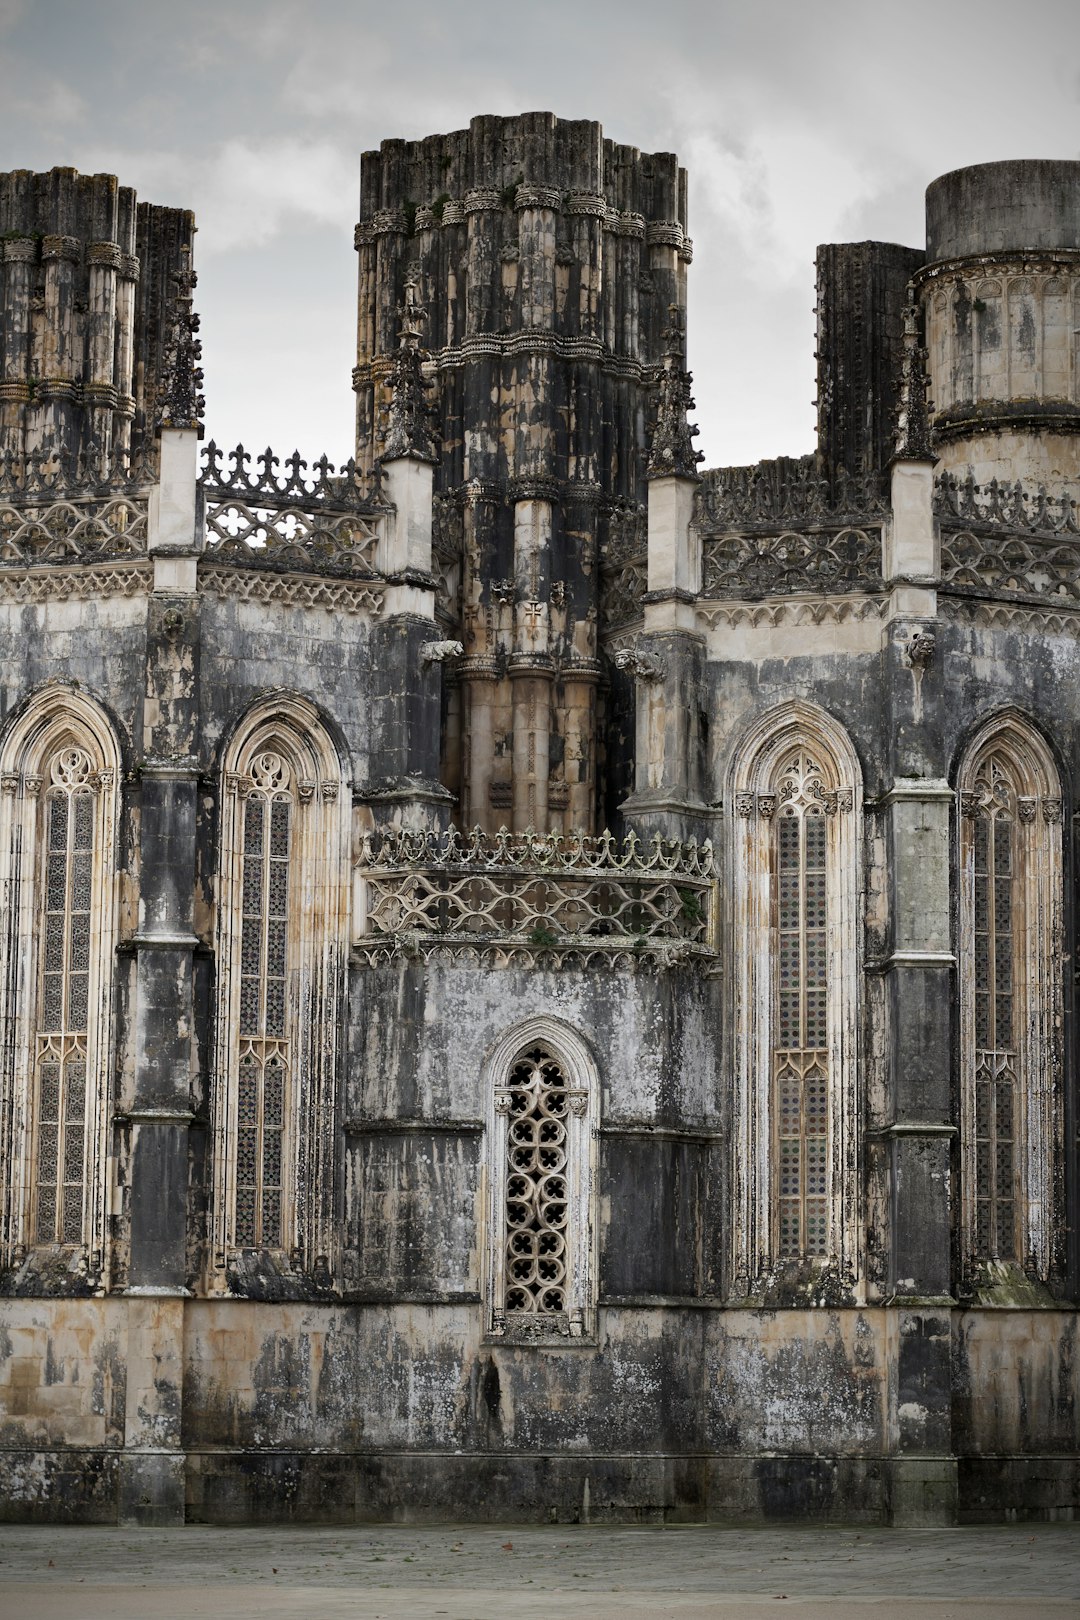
[353,824,718,963]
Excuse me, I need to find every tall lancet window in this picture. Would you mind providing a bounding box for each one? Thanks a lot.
[34,749,96,1244]
[235,753,292,1248]
[0,688,120,1275]
[211,698,350,1283]
[485,1020,596,1342]
[774,751,831,1259]
[729,702,861,1294]
[958,715,1062,1284]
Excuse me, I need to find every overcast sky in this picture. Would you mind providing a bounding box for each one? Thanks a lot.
[0,0,1077,469]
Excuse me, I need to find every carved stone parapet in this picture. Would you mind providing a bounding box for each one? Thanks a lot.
[514,183,561,212]
[614,646,666,682]
[464,187,501,213]
[41,234,80,263]
[87,241,121,269]
[3,238,36,264]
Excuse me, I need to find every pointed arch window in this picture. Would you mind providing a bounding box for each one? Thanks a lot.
[211,699,350,1281]
[958,718,1062,1283]
[485,1021,596,1342]
[729,703,861,1293]
[0,689,120,1275]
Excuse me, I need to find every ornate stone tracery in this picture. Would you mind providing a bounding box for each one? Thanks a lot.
[728,702,861,1293]
[485,1019,596,1343]
[957,714,1063,1284]
[210,698,350,1280]
[0,688,121,1275]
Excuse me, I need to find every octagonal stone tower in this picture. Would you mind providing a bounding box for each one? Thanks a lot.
[353,112,691,834]
[0,167,195,464]
[917,160,1080,492]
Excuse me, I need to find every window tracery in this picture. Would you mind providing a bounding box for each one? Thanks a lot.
[958,719,1062,1283]
[486,1021,595,1341]
[210,700,350,1281]
[729,703,861,1293]
[0,688,120,1274]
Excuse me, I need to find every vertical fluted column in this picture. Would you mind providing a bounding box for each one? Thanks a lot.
[0,238,34,452]
[460,485,502,831]
[510,494,554,831]
[85,240,119,454]
[35,234,80,453]
[114,253,138,458]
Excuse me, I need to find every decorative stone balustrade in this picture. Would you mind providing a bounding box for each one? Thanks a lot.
[199,441,383,576]
[0,445,155,565]
[937,474,1080,603]
[354,825,718,968]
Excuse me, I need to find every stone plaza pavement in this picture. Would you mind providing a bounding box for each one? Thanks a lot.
[0,1524,1077,1619]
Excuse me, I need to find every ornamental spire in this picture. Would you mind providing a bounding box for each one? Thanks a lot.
[647,305,704,480]
[382,268,436,462]
[893,283,934,461]
[157,252,205,434]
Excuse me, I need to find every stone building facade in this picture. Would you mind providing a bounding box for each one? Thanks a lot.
[0,116,1077,1527]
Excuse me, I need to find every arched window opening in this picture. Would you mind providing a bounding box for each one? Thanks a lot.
[958,718,1062,1284]
[729,702,861,1294]
[774,749,831,1259]
[486,1020,596,1342]
[0,687,120,1276]
[211,699,350,1284]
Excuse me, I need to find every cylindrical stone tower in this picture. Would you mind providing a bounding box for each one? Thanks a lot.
[353,113,690,834]
[917,160,1080,491]
[0,167,195,463]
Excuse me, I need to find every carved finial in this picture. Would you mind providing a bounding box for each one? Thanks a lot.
[157,249,205,435]
[893,283,934,462]
[381,268,436,462]
[647,305,704,481]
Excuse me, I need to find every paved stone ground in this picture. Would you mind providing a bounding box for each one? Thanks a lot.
[0,1523,1077,1618]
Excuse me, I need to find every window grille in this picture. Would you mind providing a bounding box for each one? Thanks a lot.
[959,726,1062,1282]
[971,770,1016,1261]
[234,752,292,1250]
[773,751,830,1259]
[0,688,120,1272]
[32,750,96,1243]
[501,1046,573,1316]
[729,701,860,1292]
[209,698,349,1281]
[487,1021,594,1341]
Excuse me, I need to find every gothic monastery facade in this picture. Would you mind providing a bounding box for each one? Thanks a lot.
[0,115,1078,1526]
